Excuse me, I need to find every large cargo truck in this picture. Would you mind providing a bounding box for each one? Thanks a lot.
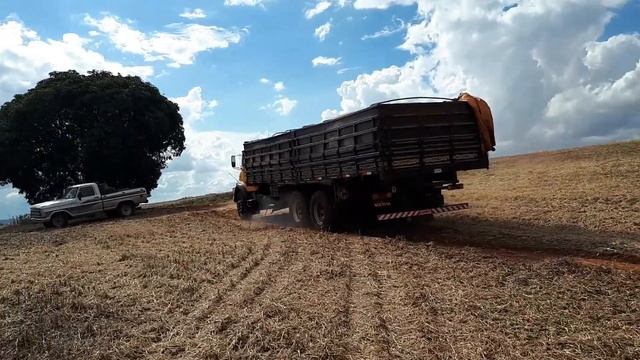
[232,94,495,230]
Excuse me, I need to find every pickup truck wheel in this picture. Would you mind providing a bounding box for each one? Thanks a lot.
[309,190,334,231]
[288,191,310,226]
[50,213,68,228]
[117,202,134,217]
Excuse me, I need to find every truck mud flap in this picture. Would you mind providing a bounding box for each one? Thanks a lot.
[376,203,469,221]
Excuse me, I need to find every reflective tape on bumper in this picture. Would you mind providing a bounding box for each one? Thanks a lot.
[376,203,469,221]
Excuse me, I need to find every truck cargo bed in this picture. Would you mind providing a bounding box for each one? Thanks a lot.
[242,100,488,185]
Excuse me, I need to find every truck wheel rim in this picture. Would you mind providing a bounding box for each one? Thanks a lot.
[293,202,303,222]
[122,206,132,216]
[312,204,325,226]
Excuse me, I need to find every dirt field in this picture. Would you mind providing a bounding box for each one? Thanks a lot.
[1,141,639,359]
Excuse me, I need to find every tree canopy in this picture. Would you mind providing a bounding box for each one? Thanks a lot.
[0,70,185,204]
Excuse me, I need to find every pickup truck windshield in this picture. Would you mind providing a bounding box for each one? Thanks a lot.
[63,187,78,199]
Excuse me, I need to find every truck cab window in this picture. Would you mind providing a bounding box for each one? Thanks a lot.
[63,187,78,199]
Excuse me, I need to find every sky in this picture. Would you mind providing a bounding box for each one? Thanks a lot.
[0,0,639,218]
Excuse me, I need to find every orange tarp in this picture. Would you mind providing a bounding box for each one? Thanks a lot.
[458,93,496,152]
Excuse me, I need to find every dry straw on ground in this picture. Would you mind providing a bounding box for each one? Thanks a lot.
[1,141,639,359]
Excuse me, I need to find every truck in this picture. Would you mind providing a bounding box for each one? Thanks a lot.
[231,94,495,230]
[30,182,149,228]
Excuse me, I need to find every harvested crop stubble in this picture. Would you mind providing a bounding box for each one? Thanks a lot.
[1,141,639,359]
[447,141,640,234]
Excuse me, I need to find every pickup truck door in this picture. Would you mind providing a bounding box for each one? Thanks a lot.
[73,185,102,216]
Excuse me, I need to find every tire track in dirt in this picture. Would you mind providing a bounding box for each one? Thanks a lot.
[341,240,354,352]
[348,237,393,359]
[370,241,447,359]
[190,233,298,357]
[212,241,291,335]
[213,231,354,358]
[411,220,640,265]
[372,219,640,275]
[146,237,273,357]
[194,239,273,323]
[365,240,437,359]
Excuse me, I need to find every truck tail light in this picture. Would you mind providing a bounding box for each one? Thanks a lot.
[372,192,392,201]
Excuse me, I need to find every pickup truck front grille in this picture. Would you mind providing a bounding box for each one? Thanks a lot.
[30,209,42,218]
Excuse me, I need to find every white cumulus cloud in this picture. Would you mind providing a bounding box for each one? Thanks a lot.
[207,99,219,109]
[305,1,332,19]
[322,56,433,119]
[314,21,332,41]
[352,0,416,10]
[154,87,265,202]
[179,8,207,19]
[84,14,245,68]
[312,56,342,67]
[267,96,298,116]
[361,17,406,40]
[259,78,286,92]
[325,0,640,153]
[273,81,285,91]
[224,0,266,6]
[170,87,218,124]
[0,19,153,106]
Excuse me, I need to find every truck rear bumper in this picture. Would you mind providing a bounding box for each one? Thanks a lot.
[376,203,469,221]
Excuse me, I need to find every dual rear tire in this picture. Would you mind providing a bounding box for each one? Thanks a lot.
[289,190,334,231]
[289,191,309,226]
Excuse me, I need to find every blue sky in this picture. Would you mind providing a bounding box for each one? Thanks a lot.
[1,0,639,218]
[2,0,417,132]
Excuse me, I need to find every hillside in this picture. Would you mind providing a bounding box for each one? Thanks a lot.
[443,140,640,259]
[450,140,639,233]
[0,141,638,359]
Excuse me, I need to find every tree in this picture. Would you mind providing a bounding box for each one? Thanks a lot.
[0,70,185,204]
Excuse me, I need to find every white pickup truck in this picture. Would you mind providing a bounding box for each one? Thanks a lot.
[30,183,149,228]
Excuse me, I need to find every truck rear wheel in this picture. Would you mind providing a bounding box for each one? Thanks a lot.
[288,191,310,226]
[309,190,334,231]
